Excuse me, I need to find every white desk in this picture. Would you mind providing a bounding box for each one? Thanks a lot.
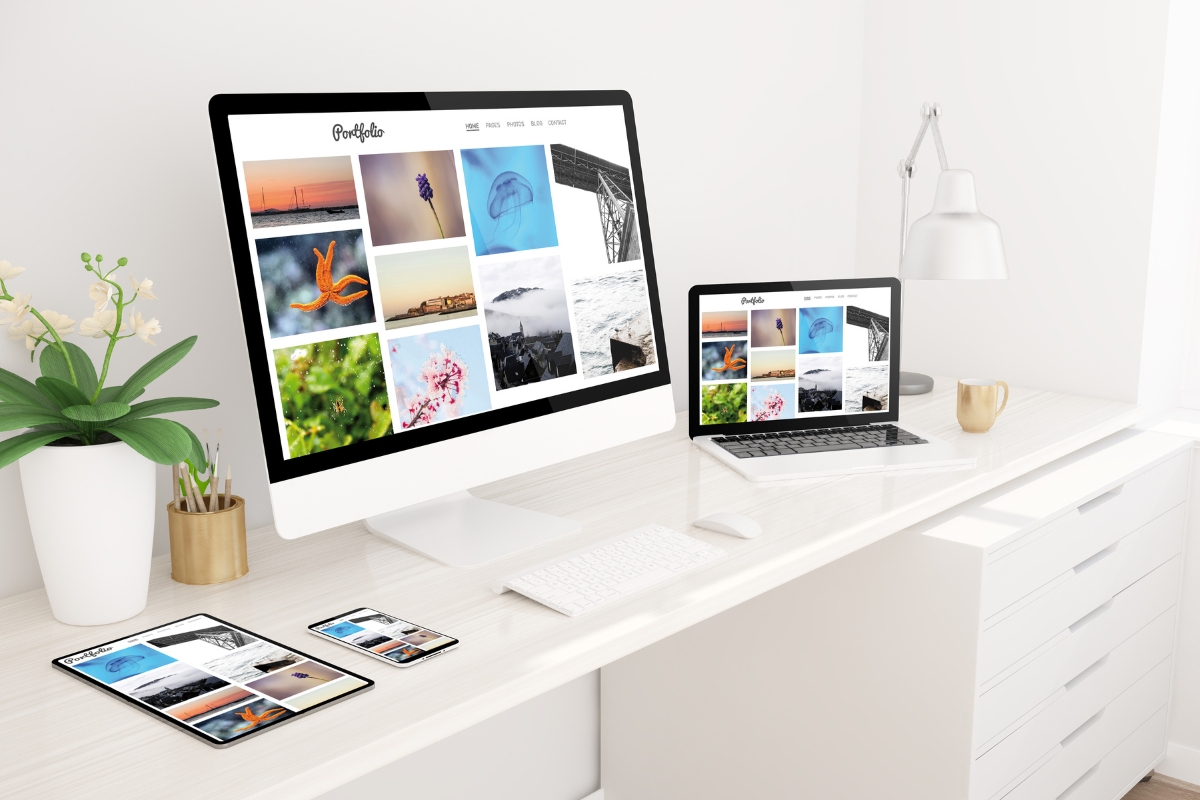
[0,380,1140,799]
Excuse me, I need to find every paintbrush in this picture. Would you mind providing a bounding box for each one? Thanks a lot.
[209,429,222,511]
[172,464,181,512]
[223,465,232,510]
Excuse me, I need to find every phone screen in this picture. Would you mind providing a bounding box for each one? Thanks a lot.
[309,608,458,664]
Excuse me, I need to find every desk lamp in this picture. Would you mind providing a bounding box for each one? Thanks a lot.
[896,103,1008,394]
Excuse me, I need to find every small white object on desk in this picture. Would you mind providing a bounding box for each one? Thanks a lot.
[492,524,727,617]
[692,512,762,539]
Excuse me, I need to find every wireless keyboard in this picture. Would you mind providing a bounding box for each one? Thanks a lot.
[712,424,927,458]
[492,524,727,617]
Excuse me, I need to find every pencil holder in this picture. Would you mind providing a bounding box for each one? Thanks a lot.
[166,496,248,585]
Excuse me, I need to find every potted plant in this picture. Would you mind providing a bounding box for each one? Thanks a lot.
[0,253,216,625]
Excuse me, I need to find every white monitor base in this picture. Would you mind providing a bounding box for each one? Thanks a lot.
[364,490,582,567]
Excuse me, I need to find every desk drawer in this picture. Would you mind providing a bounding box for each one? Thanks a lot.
[982,453,1189,619]
[978,505,1184,684]
[970,599,1174,799]
[1053,706,1167,800]
[974,559,1180,749]
[999,658,1171,800]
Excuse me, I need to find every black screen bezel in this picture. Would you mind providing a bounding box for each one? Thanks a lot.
[207,90,670,484]
[688,277,902,439]
[308,607,459,664]
[51,613,374,748]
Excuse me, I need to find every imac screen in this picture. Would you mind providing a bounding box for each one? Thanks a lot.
[216,99,662,471]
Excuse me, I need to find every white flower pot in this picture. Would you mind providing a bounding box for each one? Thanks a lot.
[19,440,156,626]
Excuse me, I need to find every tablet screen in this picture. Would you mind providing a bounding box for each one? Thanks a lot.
[53,614,372,746]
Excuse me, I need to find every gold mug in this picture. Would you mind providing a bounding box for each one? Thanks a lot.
[957,379,1009,433]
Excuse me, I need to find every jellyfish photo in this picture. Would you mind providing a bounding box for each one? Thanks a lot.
[105,655,145,675]
[486,170,534,247]
[799,306,844,354]
[808,317,835,344]
[461,145,559,255]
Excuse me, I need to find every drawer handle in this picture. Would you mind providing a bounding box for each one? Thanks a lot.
[1073,544,1118,575]
[1057,765,1100,800]
[1078,485,1124,514]
[1065,654,1109,691]
[1061,709,1105,748]
[1069,599,1114,634]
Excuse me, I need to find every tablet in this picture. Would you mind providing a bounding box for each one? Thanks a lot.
[53,613,373,748]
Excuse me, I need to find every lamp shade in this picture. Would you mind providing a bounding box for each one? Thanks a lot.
[901,169,1008,280]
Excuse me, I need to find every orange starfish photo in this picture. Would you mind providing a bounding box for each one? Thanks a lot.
[712,344,747,372]
[290,240,370,312]
[233,704,288,730]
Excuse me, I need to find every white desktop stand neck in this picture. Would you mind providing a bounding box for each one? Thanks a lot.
[364,490,582,567]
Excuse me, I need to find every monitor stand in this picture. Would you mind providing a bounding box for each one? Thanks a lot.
[364,490,582,567]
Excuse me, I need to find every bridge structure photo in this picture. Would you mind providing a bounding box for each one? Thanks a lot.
[148,625,253,651]
[549,144,641,264]
[846,305,890,361]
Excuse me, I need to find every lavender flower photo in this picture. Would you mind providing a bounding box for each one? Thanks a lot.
[359,151,467,246]
[750,308,797,348]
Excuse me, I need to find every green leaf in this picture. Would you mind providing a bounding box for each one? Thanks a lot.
[113,336,197,404]
[0,366,56,409]
[113,396,219,423]
[34,376,92,410]
[0,403,69,432]
[99,418,193,465]
[0,430,73,470]
[97,384,145,404]
[62,401,131,423]
[183,424,207,469]
[39,343,98,397]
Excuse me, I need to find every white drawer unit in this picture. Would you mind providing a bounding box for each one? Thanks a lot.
[598,428,1193,800]
[916,431,1192,799]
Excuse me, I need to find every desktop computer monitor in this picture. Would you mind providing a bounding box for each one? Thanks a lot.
[208,91,673,565]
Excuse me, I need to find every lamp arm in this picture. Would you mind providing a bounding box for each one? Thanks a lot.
[897,102,950,267]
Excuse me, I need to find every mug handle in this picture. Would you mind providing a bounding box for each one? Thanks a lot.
[995,381,1009,417]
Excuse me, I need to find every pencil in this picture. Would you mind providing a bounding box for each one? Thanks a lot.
[178,464,192,512]
[183,465,204,514]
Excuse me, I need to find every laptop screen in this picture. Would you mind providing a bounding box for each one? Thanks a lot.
[692,280,898,432]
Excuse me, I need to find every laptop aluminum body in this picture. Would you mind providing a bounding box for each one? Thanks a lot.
[689,278,974,481]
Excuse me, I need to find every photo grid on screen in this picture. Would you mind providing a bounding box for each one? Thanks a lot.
[231,106,661,462]
[59,615,368,743]
[314,608,455,664]
[698,287,891,425]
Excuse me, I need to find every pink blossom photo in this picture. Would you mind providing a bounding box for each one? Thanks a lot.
[750,384,795,421]
[388,325,492,430]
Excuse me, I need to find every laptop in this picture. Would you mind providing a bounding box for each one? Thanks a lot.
[688,278,974,480]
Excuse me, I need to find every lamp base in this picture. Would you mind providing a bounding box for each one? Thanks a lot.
[899,371,934,395]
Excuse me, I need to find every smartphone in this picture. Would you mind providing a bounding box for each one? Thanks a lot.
[308,608,459,667]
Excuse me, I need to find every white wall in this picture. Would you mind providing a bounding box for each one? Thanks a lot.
[1140,0,1200,415]
[0,0,867,600]
[854,0,1171,402]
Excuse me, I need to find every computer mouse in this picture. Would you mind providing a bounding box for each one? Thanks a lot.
[692,512,762,539]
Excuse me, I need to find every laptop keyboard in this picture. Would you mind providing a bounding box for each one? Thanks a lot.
[712,425,927,458]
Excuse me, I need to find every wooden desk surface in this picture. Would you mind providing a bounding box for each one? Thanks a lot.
[0,381,1140,799]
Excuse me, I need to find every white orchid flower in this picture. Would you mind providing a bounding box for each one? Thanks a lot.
[130,308,161,345]
[38,310,75,338]
[0,291,32,326]
[88,281,115,312]
[79,308,128,339]
[0,260,25,281]
[129,275,156,301]
[9,318,43,350]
